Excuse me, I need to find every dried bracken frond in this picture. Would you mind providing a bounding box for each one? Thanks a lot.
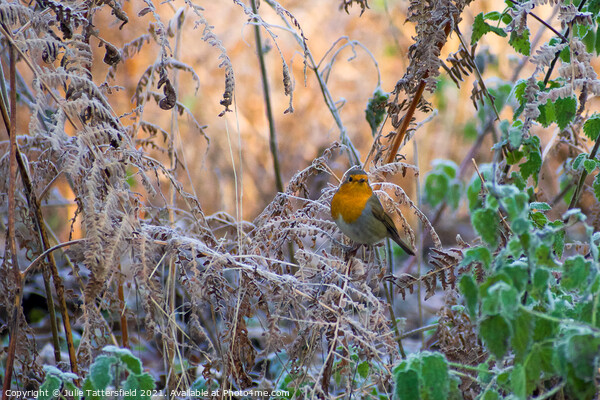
[340,0,369,15]
[187,2,235,116]
[558,4,593,29]
[434,292,486,399]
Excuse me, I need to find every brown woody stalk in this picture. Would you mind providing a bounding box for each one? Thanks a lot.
[2,37,20,400]
[0,25,80,380]
[384,22,453,164]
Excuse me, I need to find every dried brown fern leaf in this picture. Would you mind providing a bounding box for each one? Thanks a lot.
[185,1,234,116]
[434,292,486,397]
[340,0,369,15]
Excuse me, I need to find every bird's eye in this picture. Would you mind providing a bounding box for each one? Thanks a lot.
[360,178,366,183]
[348,176,353,182]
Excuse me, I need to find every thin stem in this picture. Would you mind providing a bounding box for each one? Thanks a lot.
[568,136,600,210]
[540,0,588,86]
[263,0,361,166]
[2,32,20,400]
[252,0,284,193]
[506,0,567,42]
[397,323,438,340]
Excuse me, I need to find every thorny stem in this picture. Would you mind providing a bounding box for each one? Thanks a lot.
[252,0,284,193]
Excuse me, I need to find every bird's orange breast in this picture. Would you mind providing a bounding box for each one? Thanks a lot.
[331,183,373,224]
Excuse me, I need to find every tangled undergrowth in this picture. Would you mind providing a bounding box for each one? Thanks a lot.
[2,0,600,399]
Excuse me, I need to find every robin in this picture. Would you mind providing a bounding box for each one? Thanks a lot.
[330,167,415,255]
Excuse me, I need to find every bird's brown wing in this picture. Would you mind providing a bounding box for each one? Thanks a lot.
[369,195,415,256]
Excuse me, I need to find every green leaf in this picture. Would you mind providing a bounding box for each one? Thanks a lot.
[425,172,449,208]
[461,246,492,270]
[596,24,600,54]
[508,124,523,148]
[357,360,370,379]
[583,113,600,141]
[88,355,117,390]
[583,159,597,174]
[555,96,578,130]
[583,27,596,53]
[509,29,531,55]
[511,310,533,362]
[38,375,62,400]
[573,153,587,170]
[593,174,600,202]
[480,314,511,359]
[124,373,155,399]
[536,99,556,128]
[459,274,479,319]
[561,255,591,291]
[472,208,499,246]
[424,161,462,210]
[112,350,143,374]
[365,89,389,136]
[472,13,507,45]
[422,353,449,400]
[481,389,500,400]
[394,369,421,400]
[510,363,527,400]
[558,332,600,399]
[530,201,551,211]
[520,136,542,183]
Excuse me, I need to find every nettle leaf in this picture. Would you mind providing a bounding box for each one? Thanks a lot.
[357,360,369,379]
[508,123,523,148]
[472,13,507,45]
[424,160,461,209]
[536,98,556,128]
[549,220,565,258]
[393,367,420,400]
[472,208,499,246]
[512,310,533,363]
[561,255,591,291]
[88,355,118,390]
[480,314,511,359]
[422,353,449,400]
[555,96,578,130]
[462,246,492,270]
[583,159,598,174]
[124,373,154,399]
[558,331,600,399]
[520,136,542,183]
[365,88,389,136]
[572,153,587,170]
[459,274,479,319]
[509,29,531,55]
[583,113,600,141]
[583,27,596,52]
[596,24,600,55]
[589,0,600,15]
[510,363,527,400]
[530,201,551,211]
[593,174,600,202]
[38,375,63,400]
